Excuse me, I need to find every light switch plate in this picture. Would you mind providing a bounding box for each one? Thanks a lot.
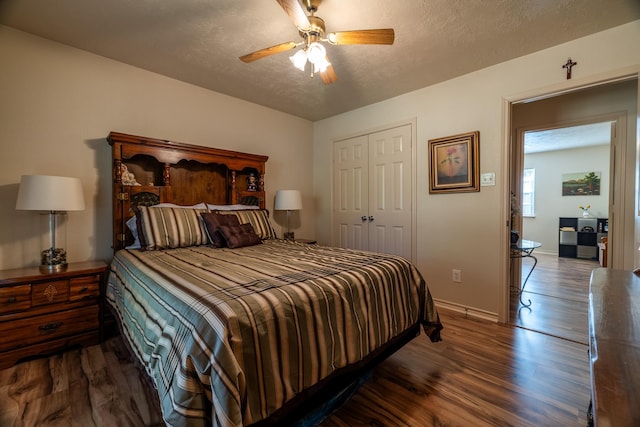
[481,172,496,186]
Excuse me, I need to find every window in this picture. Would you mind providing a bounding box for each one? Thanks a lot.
[522,168,535,217]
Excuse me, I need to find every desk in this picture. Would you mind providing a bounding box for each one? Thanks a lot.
[510,239,541,307]
[588,268,640,426]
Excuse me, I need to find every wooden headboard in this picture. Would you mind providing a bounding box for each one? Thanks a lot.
[108,131,268,251]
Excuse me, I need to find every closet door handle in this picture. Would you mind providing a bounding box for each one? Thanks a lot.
[368,216,375,222]
[361,216,368,222]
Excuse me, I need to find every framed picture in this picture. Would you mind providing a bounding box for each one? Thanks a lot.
[429,131,480,194]
[561,171,601,196]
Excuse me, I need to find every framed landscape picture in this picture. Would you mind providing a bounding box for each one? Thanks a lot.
[561,171,601,196]
[429,131,480,194]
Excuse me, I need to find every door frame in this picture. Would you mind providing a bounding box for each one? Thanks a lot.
[499,68,640,323]
[512,114,625,268]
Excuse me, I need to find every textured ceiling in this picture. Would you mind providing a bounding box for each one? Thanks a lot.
[524,122,612,154]
[1,0,639,121]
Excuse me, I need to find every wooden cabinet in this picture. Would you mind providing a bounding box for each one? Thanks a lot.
[588,268,640,426]
[0,261,107,369]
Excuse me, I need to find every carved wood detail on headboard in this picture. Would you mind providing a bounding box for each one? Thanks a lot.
[108,131,268,252]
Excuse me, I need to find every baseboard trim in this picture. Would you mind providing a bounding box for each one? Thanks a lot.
[434,299,498,322]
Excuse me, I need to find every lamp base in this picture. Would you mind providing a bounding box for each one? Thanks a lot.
[40,262,68,273]
[40,247,67,273]
[284,232,295,240]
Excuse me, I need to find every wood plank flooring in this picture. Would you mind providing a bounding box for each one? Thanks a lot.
[0,255,593,426]
[0,337,164,427]
[510,253,597,344]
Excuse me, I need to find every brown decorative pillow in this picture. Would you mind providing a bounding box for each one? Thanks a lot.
[218,223,262,249]
[201,212,241,247]
[216,209,277,240]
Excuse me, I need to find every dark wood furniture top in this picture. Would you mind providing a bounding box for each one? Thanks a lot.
[588,268,640,426]
[293,238,318,244]
[107,131,269,251]
[0,260,108,369]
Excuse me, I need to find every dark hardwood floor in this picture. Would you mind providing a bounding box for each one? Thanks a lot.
[510,252,598,344]
[0,255,594,426]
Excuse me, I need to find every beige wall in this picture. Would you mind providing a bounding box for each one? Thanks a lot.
[0,26,314,270]
[313,21,640,317]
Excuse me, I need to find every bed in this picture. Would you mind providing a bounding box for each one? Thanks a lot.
[105,131,442,427]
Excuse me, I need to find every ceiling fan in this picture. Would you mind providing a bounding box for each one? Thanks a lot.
[239,0,395,84]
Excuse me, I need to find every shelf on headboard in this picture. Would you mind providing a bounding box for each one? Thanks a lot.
[107,131,268,251]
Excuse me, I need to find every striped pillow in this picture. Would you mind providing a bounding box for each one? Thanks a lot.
[136,206,209,250]
[216,209,277,240]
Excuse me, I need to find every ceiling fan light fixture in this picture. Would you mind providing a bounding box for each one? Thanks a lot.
[313,56,330,73]
[290,49,307,71]
[241,0,395,84]
[306,42,326,65]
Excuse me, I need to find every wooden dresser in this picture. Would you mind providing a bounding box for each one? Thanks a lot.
[0,260,107,369]
[588,268,640,426]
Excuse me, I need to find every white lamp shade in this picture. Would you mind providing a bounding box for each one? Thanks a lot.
[274,190,302,211]
[306,42,326,65]
[289,49,307,71]
[16,175,85,212]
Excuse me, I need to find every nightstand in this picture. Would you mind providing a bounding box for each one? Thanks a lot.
[0,260,107,369]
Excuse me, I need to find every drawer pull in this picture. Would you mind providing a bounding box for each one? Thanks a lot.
[39,322,63,333]
[7,296,16,304]
[80,287,88,293]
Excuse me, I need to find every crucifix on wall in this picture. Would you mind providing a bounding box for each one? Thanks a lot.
[562,58,577,79]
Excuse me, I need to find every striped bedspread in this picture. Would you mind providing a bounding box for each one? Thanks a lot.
[106,240,441,427]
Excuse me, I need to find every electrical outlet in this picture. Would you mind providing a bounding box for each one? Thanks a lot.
[452,269,462,283]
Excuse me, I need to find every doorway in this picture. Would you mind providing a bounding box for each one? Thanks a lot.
[506,78,638,330]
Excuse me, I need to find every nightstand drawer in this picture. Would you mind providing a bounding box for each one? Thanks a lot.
[0,285,31,314]
[32,280,69,307]
[69,275,100,302]
[0,305,99,352]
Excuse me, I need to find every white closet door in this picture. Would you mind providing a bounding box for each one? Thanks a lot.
[333,124,413,259]
[333,135,369,251]
[367,124,412,258]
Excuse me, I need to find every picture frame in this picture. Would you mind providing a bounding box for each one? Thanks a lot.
[429,131,480,194]
[561,171,601,196]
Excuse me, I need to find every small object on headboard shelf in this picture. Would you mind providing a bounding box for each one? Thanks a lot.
[120,164,141,186]
[107,131,268,252]
[247,173,257,191]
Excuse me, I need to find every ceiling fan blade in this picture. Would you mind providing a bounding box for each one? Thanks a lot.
[239,41,298,63]
[276,0,311,30]
[320,57,337,85]
[327,29,395,45]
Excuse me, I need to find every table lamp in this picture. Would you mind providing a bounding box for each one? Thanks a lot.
[16,175,85,272]
[274,190,302,240]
